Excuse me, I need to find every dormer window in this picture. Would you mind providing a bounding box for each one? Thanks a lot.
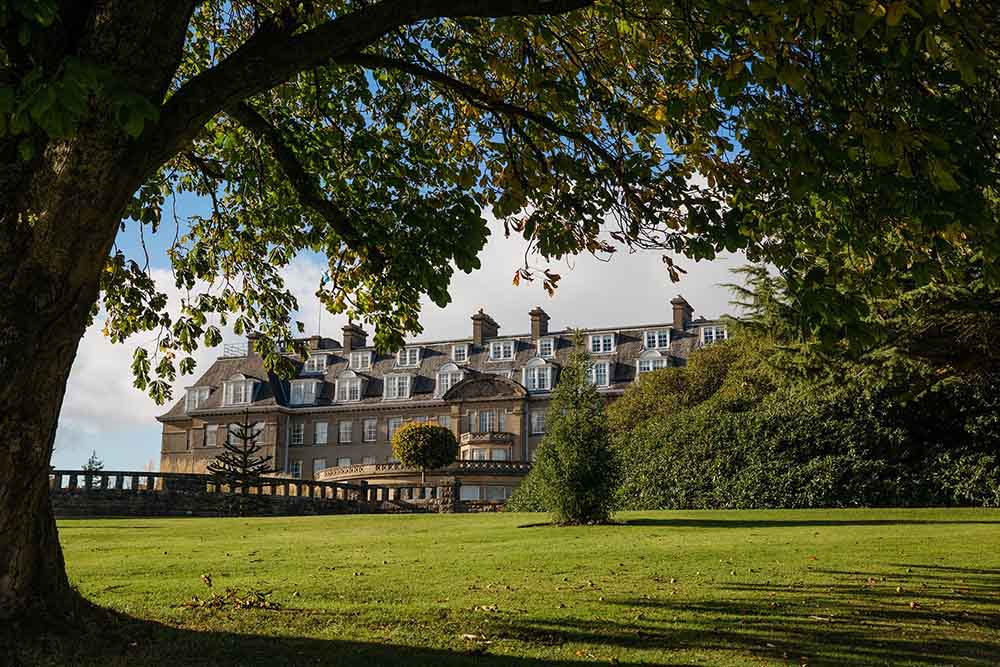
[185,387,210,412]
[588,333,616,354]
[351,350,372,370]
[384,374,412,400]
[451,344,468,363]
[303,354,328,373]
[588,361,611,387]
[523,357,555,393]
[637,350,669,375]
[489,340,514,361]
[222,374,257,406]
[290,379,321,405]
[436,362,465,396]
[643,329,670,350]
[702,325,728,345]
[396,348,420,367]
[537,337,555,358]
[335,370,365,402]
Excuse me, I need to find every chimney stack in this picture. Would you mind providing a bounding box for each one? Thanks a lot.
[529,306,550,341]
[341,322,367,353]
[670,295,694,331]
[247,332,261,358]
[471,309,499,346]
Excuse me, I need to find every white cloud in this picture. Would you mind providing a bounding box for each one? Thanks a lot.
[53,214,743,470]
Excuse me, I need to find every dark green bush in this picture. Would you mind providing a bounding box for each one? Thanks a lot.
[391,422,458,480]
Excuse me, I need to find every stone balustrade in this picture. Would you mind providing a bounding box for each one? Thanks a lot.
[316,459,531,482]
[459,431,516,445]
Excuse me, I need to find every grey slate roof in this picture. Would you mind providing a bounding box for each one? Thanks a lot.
[158,317,726,421]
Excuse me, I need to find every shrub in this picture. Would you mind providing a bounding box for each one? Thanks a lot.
[391,422,459,481]
[523,336,617,524]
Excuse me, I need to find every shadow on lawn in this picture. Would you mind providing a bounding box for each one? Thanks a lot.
[490,562,1000,667]
[624,517,1000,529]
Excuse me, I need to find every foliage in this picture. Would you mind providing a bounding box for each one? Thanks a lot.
[390,422,458,480]
[206,411,273,514]
[81,450,103,473]
[4,2,996,405]
[521,335,616,523]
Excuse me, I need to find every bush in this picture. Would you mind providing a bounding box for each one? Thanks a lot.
[391,422,458,481]
[520,337,617,524]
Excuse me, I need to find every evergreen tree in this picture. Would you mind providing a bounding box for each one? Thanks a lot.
[530,333,617,524]
[81,451,104,473]
[207,411,273,514]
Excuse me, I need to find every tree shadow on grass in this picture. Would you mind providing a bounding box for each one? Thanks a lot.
[1,601,692,667]
[624,517,1000,529]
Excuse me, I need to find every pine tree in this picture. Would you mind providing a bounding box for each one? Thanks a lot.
[207,411,273,515]
[530,332,617,524]
[81,450,104,473]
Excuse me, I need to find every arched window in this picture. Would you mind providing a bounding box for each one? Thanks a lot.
[223,374,258,405]
[636,350,669,375]
[522,357,556,393]
[436,362,465,396]
[334,370,365,402]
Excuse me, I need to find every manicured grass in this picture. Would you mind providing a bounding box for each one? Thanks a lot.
[19,509,1000,665]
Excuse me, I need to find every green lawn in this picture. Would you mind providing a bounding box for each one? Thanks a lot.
[21,509,1000,665]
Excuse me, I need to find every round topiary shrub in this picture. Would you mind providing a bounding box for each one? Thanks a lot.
[391,422,459,481]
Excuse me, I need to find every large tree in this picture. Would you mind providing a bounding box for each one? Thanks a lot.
[0,0,996,623]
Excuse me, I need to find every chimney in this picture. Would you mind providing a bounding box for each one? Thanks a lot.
[247,332,261,358]
[306,335,323,351]
[529,306,550,341]
[471,309,499,346]
[671,295,694,331]
[341,321,367,353]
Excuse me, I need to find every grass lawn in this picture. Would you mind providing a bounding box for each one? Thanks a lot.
[14,508,1000,666]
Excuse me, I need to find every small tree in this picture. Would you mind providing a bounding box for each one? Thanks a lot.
[81,451,103,473]
[391,423,459,482]
[530,333,616,524]
[207,411,273,515]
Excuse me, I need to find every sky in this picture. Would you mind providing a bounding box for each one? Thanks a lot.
[50,193,745,471]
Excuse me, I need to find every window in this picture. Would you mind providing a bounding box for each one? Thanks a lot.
[396,347,420,367]
[363,418,377,442]
[460,485,482,501]
[290,380,320,405]
[185,387,209,411]
[362,456,376,465]
[205,424,218,447]
[471,448,488,460]
[387,417,403,440]
[537,337,555,358]
[490,448,509,461]
[337,457,352,467]
[484,486,513,501]
[289,460,302,478]
[313,458,327,476]
[223,375,256,405]
[436,362,464,396]
[479,410,497,433]
[338,420,352,444]
[303,354,327,373]
[351,350,372,370]
[437,415,450,429]
[702,325,728,344]
[489,340,514,361]
[314,421,328,445]
[290,420,305,446]
[335,371,364,402]
[588,334,615,354]
[384,374,412,400]
[523,361,553,392]
[530,411,546,435]
[644,329,670,349]
[637,351,669,374]
[451,344,468,363]
[588,361,610,387]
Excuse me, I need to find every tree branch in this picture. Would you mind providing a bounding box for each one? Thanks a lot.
[145,0,593,170]
[226,102,360,247]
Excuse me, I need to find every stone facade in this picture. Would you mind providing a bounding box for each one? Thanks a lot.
[157,297,729,499]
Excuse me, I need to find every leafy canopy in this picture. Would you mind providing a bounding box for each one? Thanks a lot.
[3,1,996,403]
[391,422,459,474]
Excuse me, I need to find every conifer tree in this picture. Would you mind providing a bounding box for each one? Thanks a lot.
[207,411,273,514]
[530,333,617,524]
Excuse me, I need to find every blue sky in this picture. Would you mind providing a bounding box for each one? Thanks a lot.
[52,190,744,471]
